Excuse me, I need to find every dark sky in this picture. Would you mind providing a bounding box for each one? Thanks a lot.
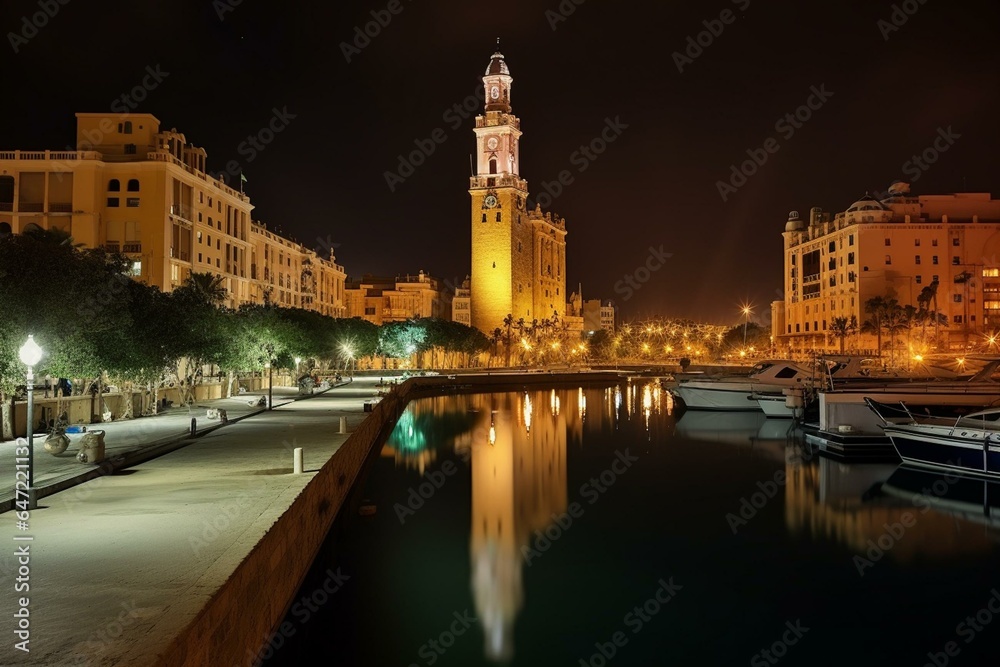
[4,0,1000,323]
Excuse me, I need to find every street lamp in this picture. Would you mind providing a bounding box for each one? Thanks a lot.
[264,361,272,410]
[740,303,754,347]
[19,335,42,510]
[341,343,355,380]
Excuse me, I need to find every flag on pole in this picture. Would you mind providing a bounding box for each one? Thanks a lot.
[240,172,247,194]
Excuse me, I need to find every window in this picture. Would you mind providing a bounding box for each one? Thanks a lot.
[198,213,203,222]
[805,322,810,331]
[131,260,141,276]
[481,214,487,222]
[795,323,800,332]
[933,275,939,283]
[828,241,836,253]
[107,197,119,207]
[123,121,133,134]
[217,240,221,250]
[197,231,203,243]
[916,275,922,284]
[847,252,855,265]
[954,294,962,303]
[198,253,203,262]
[207,235,211,245]
[915,239,921,246]
[496,212,502,222]
[953,238,960,246]
[954,315,963,323]
[489,159,497,175]
[932,239,939,247]
[915,256,921,264]
[199,192,204,204]
[127,198,140,208]
[885,255,892,265]
[932,256,939,264]
[216,258,220,268]
[108,179,121,192]
[953,256,960,265]
[849,234,855,246]
[885,238,891,246]
[127,179,139,192]
[365,307,376,315]
[124,144,136,155]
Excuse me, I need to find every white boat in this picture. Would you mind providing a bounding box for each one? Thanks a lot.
[670,360,816,412]
[867,399,1000,478]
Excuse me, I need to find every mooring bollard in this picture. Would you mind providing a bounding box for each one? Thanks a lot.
[339,416,347,434]
[294,447,304,474]
[190,418,197,437]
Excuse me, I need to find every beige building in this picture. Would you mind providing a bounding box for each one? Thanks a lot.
[452,276,471,326]
[0,113,346,314]
[469,48,570,334]
[345,271,446,325]
[773,182,1000,354]
[583,299,615,333]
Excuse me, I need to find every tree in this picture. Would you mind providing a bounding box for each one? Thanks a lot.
[862,296,889,356]
[828,316,858,354]
[176,272,228,306]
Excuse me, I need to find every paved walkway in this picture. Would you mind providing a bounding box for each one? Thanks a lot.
[0,376,384,665]
[0,383,355,511]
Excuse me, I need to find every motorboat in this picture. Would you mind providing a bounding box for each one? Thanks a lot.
[866,398,1000,478]
[670,360,817,411]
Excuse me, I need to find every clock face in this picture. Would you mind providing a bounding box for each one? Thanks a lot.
[487,137,499,150]
[491,86,500,100]
[484,194,498,209]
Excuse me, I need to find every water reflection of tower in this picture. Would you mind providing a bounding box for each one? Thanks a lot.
[469,390,574,662]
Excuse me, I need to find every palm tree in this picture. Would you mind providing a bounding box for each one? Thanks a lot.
[862,296,889,356]
[502,314,515,367]
[829,315,858,354]
[179,272,228,306]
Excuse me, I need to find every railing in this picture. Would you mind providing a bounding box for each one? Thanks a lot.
[0,150,102,161]
[123,242,142,253]
[469,174,527,190]
[104,243,120,253]
[147,151,250,203]
[169,203,193,222]
[803,273,821,283]
[18,203,43,212]
[0,203,12,212]
[49,203,73,213]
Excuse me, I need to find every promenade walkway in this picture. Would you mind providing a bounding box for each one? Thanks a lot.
[0,377,381,666]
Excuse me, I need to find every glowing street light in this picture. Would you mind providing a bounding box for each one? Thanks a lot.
[19,335,42,509]
[341,343,355,380]
[740,302,754,347]
[264,360,273,410]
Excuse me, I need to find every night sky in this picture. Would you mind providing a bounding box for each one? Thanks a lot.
[4,0,1000,322]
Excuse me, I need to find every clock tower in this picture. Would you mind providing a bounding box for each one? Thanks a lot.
[470,44,532,334]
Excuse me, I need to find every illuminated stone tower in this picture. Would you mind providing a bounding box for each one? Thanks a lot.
[470,45,570,335]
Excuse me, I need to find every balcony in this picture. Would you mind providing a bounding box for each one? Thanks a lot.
[0,150,102,161]
[169,203,193,223]
[104,243,120,253]
[18,202,43,213]
[123,242,142,254]
[803,273,821,283]
[49,203,73,213]
[470,174,528,190]
[0,203,11,212]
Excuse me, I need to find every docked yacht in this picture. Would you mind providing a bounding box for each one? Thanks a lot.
[670,360,816,411]
[867,399,1000,477]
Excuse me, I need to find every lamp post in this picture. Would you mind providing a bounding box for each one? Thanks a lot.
[264,361,272,410]
[19,335,42,510]
[741,303,753,348]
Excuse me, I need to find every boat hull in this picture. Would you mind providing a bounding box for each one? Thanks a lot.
[672,383,764,411]
[884,425,1000,478]
[755,394,798,418]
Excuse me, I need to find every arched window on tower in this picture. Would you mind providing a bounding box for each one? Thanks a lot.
[108,179,120,192]
[127,179,140,192]
[489,159,497,175]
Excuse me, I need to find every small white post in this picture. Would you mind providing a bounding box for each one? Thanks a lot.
[293,447,304,475]
[339,416,347,434]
